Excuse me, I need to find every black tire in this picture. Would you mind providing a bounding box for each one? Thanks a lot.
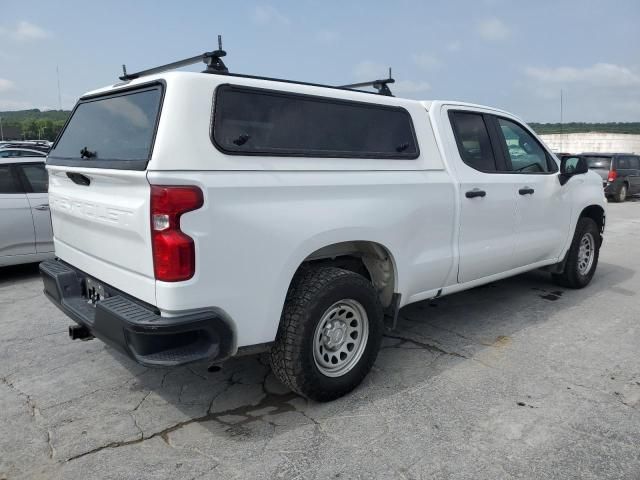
[552,217,600,289]
[270,266,383,402]
[614,183,628,202]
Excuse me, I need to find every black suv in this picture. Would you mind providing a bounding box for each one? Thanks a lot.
[580,153,640,202]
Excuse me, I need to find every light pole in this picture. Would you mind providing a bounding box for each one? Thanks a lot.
[560,89,564,152]
[0,116,3,141]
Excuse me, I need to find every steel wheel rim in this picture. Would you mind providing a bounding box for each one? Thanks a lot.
[313,299,369,378]
[577,232,595,275]
[620,185,627,200]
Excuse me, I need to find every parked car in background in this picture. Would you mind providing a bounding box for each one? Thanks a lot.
[581,153,640,202]
[0,157,53,266]
[10,141,52,152]
[0,148,48,158]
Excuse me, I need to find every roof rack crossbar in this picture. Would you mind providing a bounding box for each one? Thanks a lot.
[119,35,228,81]
[340,68,395,96]
[117,40,395,98]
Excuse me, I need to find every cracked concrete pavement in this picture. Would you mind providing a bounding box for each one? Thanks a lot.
[1,201,639,480]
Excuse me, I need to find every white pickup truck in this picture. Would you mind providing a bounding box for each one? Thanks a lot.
[40,61,606,401]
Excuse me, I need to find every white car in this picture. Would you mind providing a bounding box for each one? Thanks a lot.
[1,157,54,266]
[0,147,48,158]
[40,54,606,401]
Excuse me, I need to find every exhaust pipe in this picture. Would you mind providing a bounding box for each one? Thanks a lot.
[68,325,94,341]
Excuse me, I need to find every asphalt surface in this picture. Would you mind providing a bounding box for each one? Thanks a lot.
[1,201,639,480]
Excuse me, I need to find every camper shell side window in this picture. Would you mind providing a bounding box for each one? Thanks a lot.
[212,84,419,159]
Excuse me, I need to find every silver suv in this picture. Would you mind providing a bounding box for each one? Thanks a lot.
[0,156,54,266]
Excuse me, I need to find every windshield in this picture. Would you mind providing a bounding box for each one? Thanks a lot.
[49,85,162,169]
[583,156,612,170]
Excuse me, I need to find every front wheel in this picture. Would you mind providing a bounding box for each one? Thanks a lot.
[270,266,383,402]
[552,217,601,288]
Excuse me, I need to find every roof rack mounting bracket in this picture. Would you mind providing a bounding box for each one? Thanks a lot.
[119,35,228,81]
[202,35,228,74]
[339,67,395,96]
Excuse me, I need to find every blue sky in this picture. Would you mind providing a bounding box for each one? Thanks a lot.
[0,0,638,122]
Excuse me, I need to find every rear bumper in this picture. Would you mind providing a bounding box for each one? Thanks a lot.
[39,259,234,367]
[603,179,622,196]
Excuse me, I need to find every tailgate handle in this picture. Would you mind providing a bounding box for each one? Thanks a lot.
[66,172,91,186]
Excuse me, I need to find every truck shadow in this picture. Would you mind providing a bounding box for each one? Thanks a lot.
[0,262,41,286]
[107,260,634,452]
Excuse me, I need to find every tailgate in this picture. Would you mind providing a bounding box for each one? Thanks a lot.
[48,167,155,304]
[46,83,164,305]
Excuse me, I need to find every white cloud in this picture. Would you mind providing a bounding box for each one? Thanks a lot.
[0,99,38,110]
[353,61,389,81]
[476,17,510,41]
[524,63,640,88]
[316,30,340,44]
[251,5,290,26]
[0,78,15,92]
[16,21,49,40]
[515,63,640,122]
[352,61,429,97]
[412,53,441,71]
[0,21,50,41]
[446,41,462,52]
[393,80,431,95]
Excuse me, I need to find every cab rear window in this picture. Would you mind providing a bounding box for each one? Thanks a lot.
[212,84,419,159]
[48,84,163,170]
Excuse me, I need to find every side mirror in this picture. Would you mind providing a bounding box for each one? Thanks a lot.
[559,156,588,185]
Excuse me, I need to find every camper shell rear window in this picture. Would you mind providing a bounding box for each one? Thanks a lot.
[212,84,419,159]
[48,83,164,170]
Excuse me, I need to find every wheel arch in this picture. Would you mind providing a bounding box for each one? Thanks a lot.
[546,203,605,276]
[291,240,398,309]
[579,204,605,239]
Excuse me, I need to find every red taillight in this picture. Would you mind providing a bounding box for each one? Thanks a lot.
[608,170,617,182]
[150,186,203,282]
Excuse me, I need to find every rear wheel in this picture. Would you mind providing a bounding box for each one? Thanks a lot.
[552,217,600,289]
[614,183,628,202]
[270,266,383,402]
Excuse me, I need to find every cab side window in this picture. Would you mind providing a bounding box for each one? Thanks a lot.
[449,112,497,172]
[0,165,22,194]
[496,118,557,173]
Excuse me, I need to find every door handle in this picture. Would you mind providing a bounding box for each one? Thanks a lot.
[518,187,535,195]
[67,172,91,186]
[465,189,486,199]
[34,204,50,211]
